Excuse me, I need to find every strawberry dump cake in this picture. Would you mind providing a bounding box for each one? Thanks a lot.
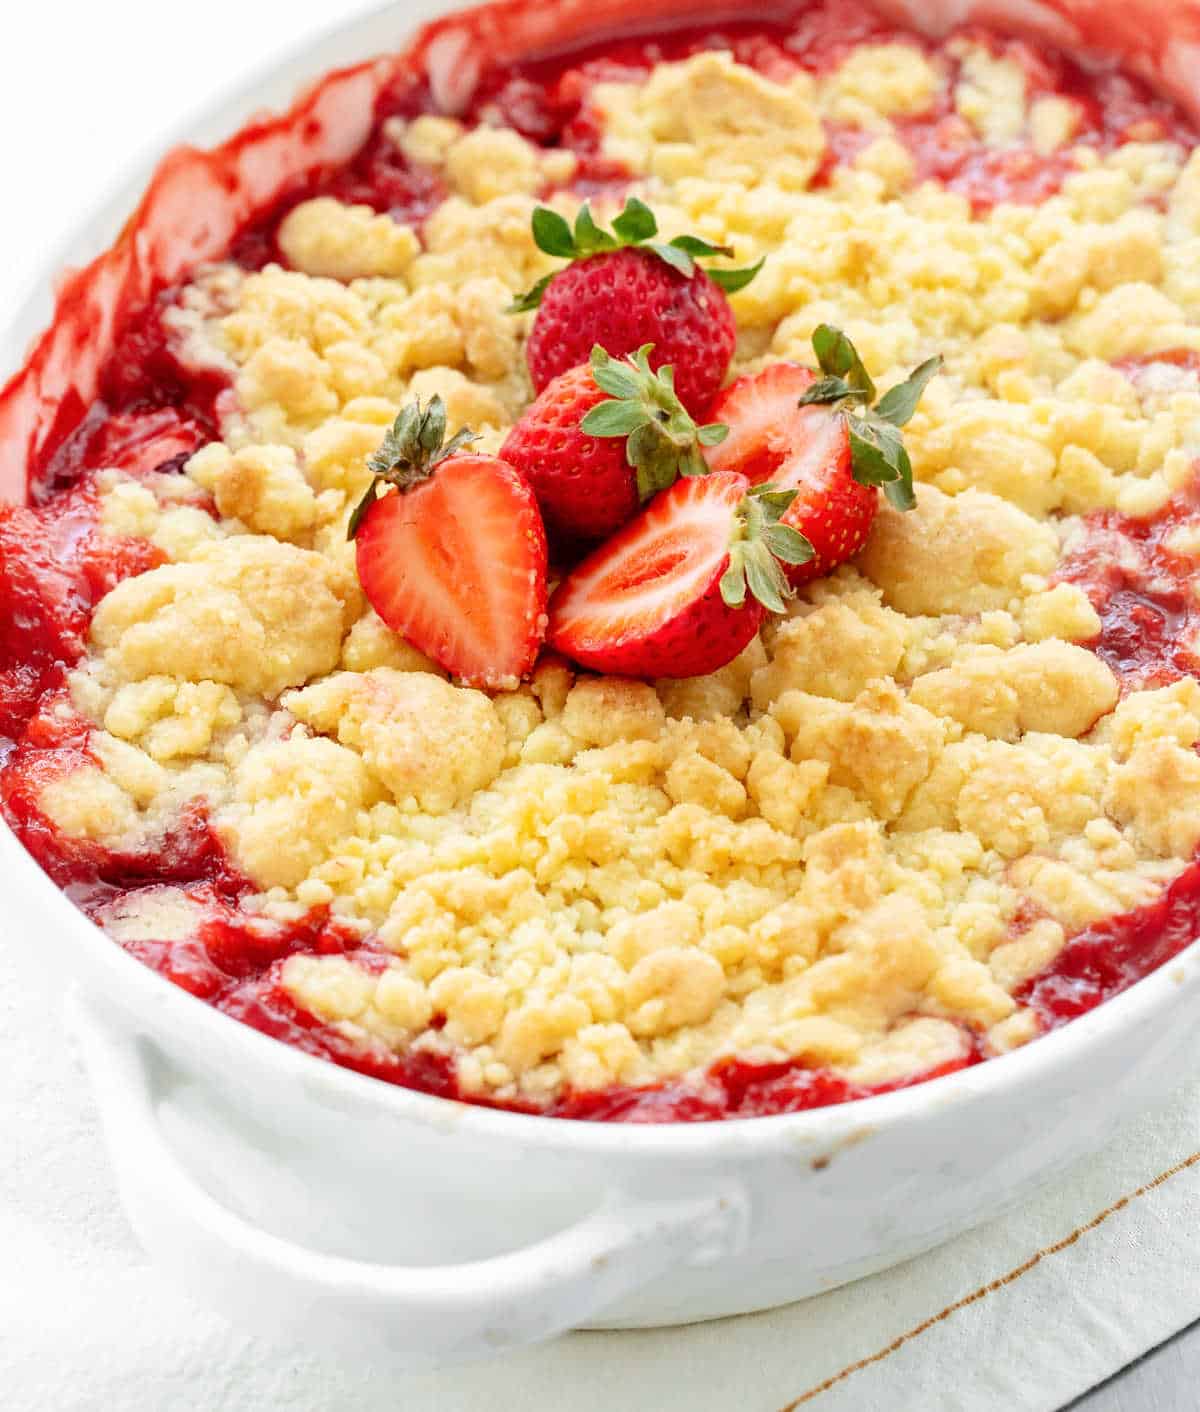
[5,0,1200,1122]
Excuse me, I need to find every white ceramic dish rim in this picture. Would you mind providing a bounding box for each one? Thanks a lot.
[2,0,1197,1165]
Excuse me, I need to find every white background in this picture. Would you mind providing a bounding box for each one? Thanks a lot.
[0,0,379,313]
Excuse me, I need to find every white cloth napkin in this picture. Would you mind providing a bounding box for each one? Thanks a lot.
[3,924,1200,1412]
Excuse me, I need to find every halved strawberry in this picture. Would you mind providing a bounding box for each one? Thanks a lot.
[351,398,548,689]
[547,473,809,680]
[703,328,941,583]
[500,344,728,544]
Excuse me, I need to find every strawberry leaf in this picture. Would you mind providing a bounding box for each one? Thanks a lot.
[582,343,729,501]
[678,446,711,478]
[628,425,689,499]
[743,544,789,615]
[646,242,696,278]
[346,478,380,541]
[746,483,800,519]
[720,558,749,608]
[797,374,865,407]
[846,416,903,485]
[512,199,766,301]
[611,197,659,244]
[440,425,484,462]
[847,412,916,513]
[506,274,554,314]
[573,203,618,255]
[874,355,944,427]
[763,523,813,565]
[883,471,917,513]
[812,324,876,402]
[351,395,479,540]
[707,258,765,294]
[589,344,645,400]
[417,396,447,457]
[367,401,418,476]
[581,400,653,436]
[669,233,734,259]
[532,207,576,258]
[721,482,810,613]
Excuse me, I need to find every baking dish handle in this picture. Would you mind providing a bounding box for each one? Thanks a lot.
[68,993,750,1365]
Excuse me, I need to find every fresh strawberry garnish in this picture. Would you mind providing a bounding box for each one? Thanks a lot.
[511,198,763,415]
[500,344,729,544]
[704,327,941,582]
[350,397,548,690]
[547,473,810,679]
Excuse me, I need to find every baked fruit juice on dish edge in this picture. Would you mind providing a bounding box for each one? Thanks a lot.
[5,0,1200,1122]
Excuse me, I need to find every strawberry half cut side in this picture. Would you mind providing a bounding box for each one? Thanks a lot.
[352,397,548,690]
[704,330,942,583]
[704,362,867,585]
[548,473,809,680]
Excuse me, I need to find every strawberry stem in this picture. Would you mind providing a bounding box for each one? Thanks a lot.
[508,198,764,311]
[720,484,813,613]
[581,344,728,501]
[348,395,479,540]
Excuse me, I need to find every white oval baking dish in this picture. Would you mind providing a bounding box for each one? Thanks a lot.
[4,0,1200,1370]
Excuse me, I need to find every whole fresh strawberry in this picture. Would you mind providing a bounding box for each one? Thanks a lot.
[547,473,811,679]
[510,198,762,415]
[704,327,941,583]
[500,343,729,544]
[349,396,548,690]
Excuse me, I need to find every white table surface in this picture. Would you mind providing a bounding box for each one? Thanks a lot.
[3,4,1197,1407]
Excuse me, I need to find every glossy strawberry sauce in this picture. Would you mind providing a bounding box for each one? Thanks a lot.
[1055,458,1200,693]
[3,4,1200,1121]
